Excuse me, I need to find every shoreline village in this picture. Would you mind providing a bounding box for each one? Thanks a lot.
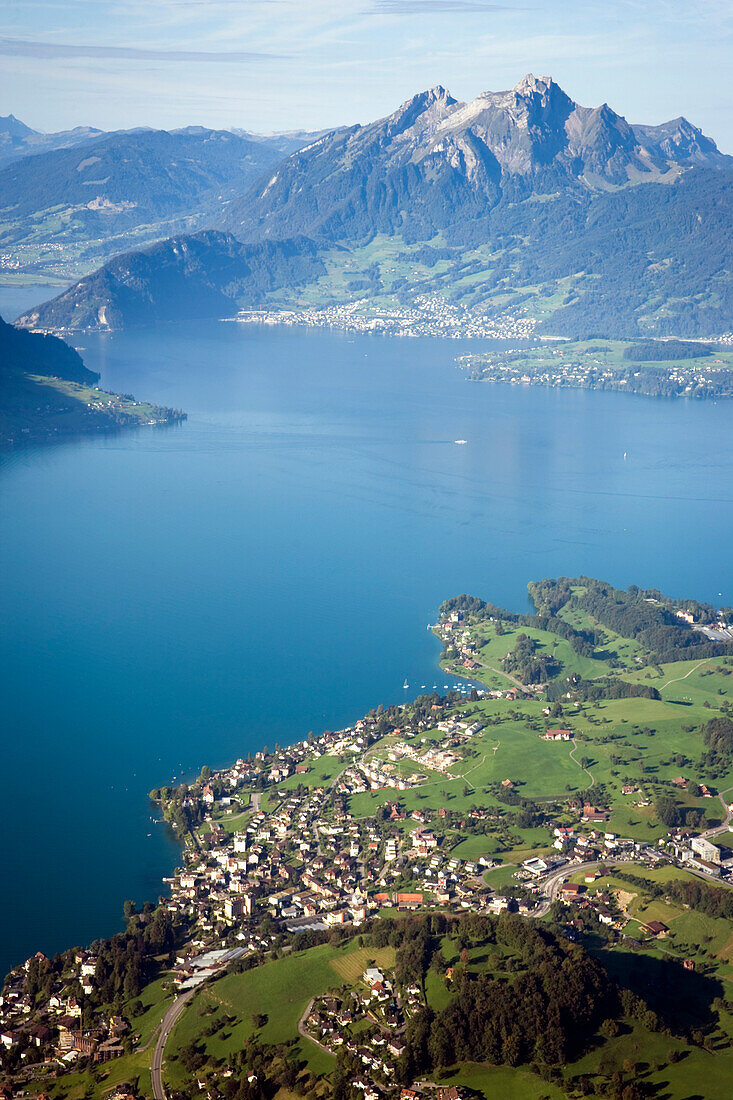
[4,575,733,1098]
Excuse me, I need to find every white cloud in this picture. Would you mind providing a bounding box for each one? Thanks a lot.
[0,37,283,62]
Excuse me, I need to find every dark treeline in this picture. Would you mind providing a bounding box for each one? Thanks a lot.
[503,633,559,684]
[623,340,712,361]
[530,577,733,665]
[386,913,618,1077]
[573,582,729,664]
[615,871,733,922]
[546,678,660,703]
[441,579,729,702]
[703,716,733,758]
[440,594,601,659]
[654,793,706,831]
[358,914,623,1074]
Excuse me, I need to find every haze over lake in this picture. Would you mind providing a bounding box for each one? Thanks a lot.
[1,313,732,978]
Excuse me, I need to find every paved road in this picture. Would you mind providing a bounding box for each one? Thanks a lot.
[532,860,609,917]
[532,855,733,918]
[150,948,248,1098]
[701,787,733,840]
[297,997,333,1055]
[151,988,195,1100]
[477,661,532,694]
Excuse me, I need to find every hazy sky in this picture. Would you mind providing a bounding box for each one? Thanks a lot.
[1,0,731,149]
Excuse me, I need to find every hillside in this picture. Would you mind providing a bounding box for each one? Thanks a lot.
[0,314,184,445]
[17,231,325,330]
[18,75,733,337]
[4,573,733,1097]
[0,125,319,274]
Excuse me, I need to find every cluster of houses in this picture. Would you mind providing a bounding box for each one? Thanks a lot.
[434,612,541,698]
[0,951,128,1070]
[161,688,728,960]
[457,348,733,400]
[302,966,464,1100]
[164,776,529,943]
[237,295,535,341]
[338,758,426,794]
[303,967,410,1096]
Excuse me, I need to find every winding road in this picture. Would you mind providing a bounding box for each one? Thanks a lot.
[297,998,333,1055]
[568,739,595,787]
[477,661,533,694]
[531,855,733,919]
[151,988,195,1100]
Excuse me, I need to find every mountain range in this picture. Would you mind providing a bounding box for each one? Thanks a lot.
[12,75,733,338]
[0,118,320,269]
[0,113,103,167]
[226,74,729,244]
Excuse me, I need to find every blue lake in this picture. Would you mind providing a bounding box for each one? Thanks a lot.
[1,310,732,977]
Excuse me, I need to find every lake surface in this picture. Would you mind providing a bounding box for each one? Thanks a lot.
[1,311,733,978]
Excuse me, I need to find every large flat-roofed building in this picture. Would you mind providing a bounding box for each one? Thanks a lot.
[691,836,721,864]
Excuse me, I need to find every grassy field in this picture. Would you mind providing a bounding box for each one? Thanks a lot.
[128,974,174,1047]
[565,1018,733,1100]
[100,582,733,1098]
[278,754,343,791]
[1,369,184,446]
[44,1049,155,1100]
[435,1062,568,1099]
[164,942,396,1090]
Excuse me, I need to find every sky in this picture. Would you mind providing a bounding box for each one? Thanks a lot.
[0,0,731,150]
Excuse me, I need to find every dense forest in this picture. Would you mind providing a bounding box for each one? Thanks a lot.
[528,577,733,665]
[441,578,732,704]
[623,340,712,361]
[351,913,631,1085]
[702,716,733,759]
[503,633,560,684]
[0,313,96,385]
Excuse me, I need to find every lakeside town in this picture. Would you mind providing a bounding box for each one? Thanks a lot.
[4,576,733,1099]
[4,698,729,1097]
[233,297,537,341]
[458,341,733,399]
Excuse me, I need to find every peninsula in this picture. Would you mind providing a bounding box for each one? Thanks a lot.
[3,576,733,1100]
[0,313,185,447]
[459,338,733,400]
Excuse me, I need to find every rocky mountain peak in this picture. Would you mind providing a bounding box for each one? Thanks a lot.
[0,113,37,138]
[385,84,458,139]
[513,73,555,97]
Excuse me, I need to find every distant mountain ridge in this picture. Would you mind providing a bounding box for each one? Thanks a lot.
[0,121,325,269]
[0,114,318,170]
[0,113,103,167]
[0,127,294,223]
[16,75,733,338]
